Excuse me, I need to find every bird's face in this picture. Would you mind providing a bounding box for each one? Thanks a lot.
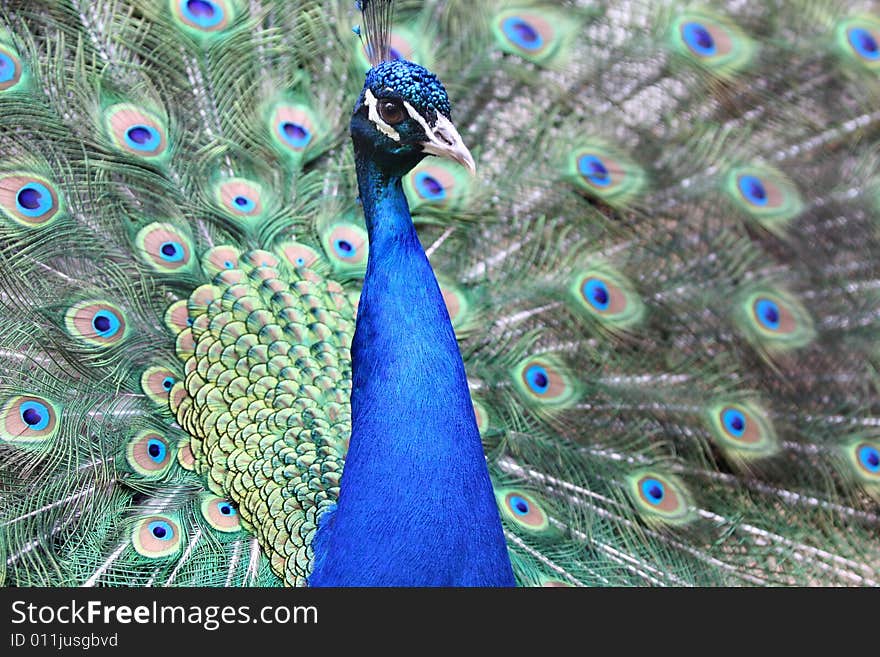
[351,60,475,178]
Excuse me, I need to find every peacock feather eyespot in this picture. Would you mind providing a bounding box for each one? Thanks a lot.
[132,515,182,558]
[492,9,566,65]
[578,155,612,188]
[841,438,880,477]
[835,16,880,71]
[278,241,322,270]
[471,399,489,435]
[626,471,695,526]
[0,174,62,227]
[525,364,551,394]
[848,28,880,60]
[735,286,815,352]
[681,22,717,57]
[495,488,551,533]
[438,281,471,329]
[0,44,24,92]
[669,10,756,77]
[705,399,778,459]
[334,239,356,259]
[215,179,265,220]
[136,223,194,274]
[64,300,128,347]
[279,121,311,148]
[105,104,169,160]
[1,395,61,443]
[566,141,646,207]
[200,494,242,532]
[511,355,579,407]
[126,431,173,476]
[754,298,781,331]
[568,264,645,330]
[724,165,803,231]
[403,160,472,211]
[856,443,880,474]
[170,0,234,36]
[414,171,447,201]
[321,223,368,276]
[840,438,880,499]
[141,366,179,405]
[269,101,321,158]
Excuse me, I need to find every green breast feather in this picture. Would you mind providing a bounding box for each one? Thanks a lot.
[171,248,354,586]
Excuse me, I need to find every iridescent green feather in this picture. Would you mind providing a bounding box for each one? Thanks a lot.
[732,284,816,356]
[665,7,757,78]
[564,139,648,209]
[173,251,354,585]
[490,4,582,67]
[722,163,804,234]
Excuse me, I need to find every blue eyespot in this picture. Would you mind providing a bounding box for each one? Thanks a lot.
[20,400,50,431]
[15,183,54,218]
[525,364,550,395]
[146,438,168,464]
[147,520,174,540]
[219,503,237,516]
[858,445,880,473]
[582,278,610,311]
[333,238,356,259]
[641,478,666,505]
[682,22,716,56]
[501,16,544,52]
[232,195,256,212]
[721,408,747,437]
[91,310,121,338]
[577,155,611,187]
[414,172,447,200]
[279,122,312,149]
[158,241,185,263]
[0,52,16,84]
[124,124,162,153]
[754,298,781,331]
[181,0,225,29]
[508,495,530,516]
[848,27,880,61]
[738,175,768,207]
[162,376,175,391]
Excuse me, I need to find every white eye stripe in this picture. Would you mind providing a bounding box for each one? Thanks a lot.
[364,89,401,142]
[403,100,436,140]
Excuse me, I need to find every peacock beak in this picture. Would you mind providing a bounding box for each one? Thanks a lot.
[417,113,476,176]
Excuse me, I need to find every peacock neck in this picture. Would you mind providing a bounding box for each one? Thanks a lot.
[354,159,416,250]
[307,155,515,586]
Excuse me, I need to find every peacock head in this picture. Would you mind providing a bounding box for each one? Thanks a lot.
[351,59,475,178]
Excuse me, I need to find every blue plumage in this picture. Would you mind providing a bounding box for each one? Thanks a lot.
[309,60,514,586]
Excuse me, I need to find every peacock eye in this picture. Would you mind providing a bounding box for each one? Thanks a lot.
[378,99,405,125]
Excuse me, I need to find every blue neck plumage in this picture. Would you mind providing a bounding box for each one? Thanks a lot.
[307,154,515,586]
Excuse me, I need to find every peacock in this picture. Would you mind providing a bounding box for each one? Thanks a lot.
[1,0,879,587]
